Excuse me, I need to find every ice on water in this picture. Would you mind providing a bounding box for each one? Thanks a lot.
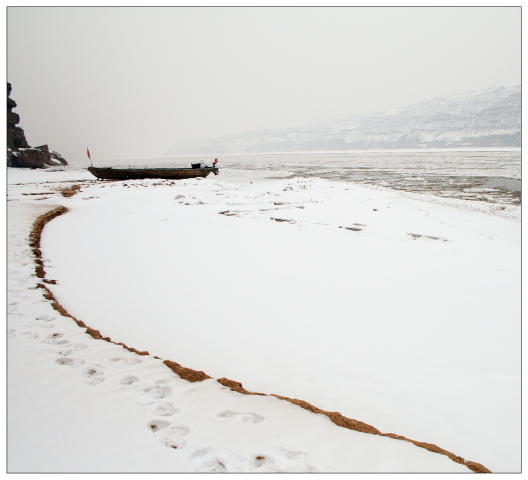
[111,149,521,206]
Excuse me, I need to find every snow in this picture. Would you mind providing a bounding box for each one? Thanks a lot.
[7,167,519,472]
[168,85,520,154]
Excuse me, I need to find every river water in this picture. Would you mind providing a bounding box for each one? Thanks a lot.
[115,149,521,206]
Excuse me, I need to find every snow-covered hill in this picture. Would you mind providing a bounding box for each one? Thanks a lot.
[168,85,520,154]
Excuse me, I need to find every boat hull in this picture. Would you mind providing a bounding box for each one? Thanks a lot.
[87,166,218,180]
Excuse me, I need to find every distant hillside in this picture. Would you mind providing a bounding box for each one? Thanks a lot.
[168,85,520,154]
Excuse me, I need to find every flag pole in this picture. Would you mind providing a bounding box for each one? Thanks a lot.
[87,147,93,167]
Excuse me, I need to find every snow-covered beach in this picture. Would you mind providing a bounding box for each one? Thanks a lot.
[7,166,520,473]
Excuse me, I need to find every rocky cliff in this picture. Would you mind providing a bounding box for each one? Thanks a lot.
[7,83,68,168]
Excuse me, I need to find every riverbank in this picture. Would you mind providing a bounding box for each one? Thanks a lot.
[7,167,520,472]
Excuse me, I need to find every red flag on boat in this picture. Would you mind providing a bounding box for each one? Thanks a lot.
[87,147,91,160]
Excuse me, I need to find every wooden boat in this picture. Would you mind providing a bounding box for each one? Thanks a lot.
[87,165,219,180]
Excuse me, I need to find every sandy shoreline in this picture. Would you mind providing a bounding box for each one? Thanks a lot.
[8,168,520,471]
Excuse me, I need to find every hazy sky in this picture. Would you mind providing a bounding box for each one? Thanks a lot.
[8,7,521,164]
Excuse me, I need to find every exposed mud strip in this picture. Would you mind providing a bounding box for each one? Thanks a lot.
[30,206,69,279]
[163,360,211,382]
[217,379,490,473]
[59,184,82,197]
[31,206,490,473]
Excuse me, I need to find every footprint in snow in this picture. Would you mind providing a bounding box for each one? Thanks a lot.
[159,435,187,450]
[271,447,318,472]
[253,455,267,468]
[189,448,238,472]
[249,454,288,472]
[145,384,172,399]
[57,346,75,356]
[153,402,179,417]
[277,446,306,460]
[37,322,55,329]
[407,232,448,242]
[56,343,87,355]
[43,332,69,345]
[160,424,190,450]
[148,420,189,450]
[147,419,171,432]
[83,367,105,385]
[216,410,264,423]
[120,375,140,386]
[56,357,85,367]
[20,331,39,339]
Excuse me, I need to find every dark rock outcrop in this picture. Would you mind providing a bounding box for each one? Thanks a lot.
[7,83,68,168]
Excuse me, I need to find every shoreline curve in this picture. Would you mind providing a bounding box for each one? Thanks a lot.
[30,204,491,474]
